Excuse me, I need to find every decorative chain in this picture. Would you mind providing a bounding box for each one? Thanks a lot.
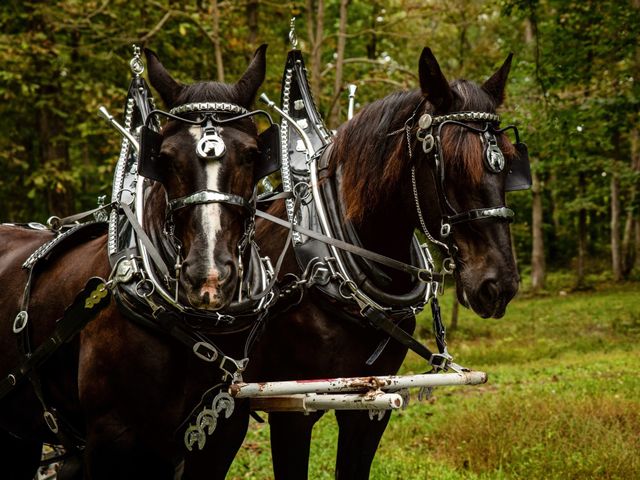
[410,166,449,253]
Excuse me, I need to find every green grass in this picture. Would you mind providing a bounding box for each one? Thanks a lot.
[228,280,640,479]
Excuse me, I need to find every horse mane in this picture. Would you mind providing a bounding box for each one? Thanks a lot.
[330,79,509,224]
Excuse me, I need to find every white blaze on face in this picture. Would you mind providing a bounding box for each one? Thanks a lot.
[190,125,223,286]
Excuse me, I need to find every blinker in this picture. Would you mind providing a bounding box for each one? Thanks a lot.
[138,126,165,183]
[481,125,532,192]
[254,123,281,183]
[505,142,532,191]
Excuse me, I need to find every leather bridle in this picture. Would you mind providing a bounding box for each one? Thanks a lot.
[404,105,530,259]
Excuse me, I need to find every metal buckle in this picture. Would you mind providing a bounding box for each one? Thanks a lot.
[215,313,235,326]
[220,356,249,382]
[442,257,456,274]
[429,353,452,372]
[135,279,155,298]
[440,222,451,237]
[193,342,219,362]
[417,269,432,283]
[43,411,59,434]
[12,311,28,334]
[47,216,62,232]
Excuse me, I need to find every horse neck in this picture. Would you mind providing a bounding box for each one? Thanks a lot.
[330,91,422,267]
[336,168,415,267]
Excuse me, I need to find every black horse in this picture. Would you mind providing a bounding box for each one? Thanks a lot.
[0,46,269,479]
[194,47,523,479]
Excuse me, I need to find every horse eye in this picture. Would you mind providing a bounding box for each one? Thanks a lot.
[241,146,260,164]
[158,151,178,172]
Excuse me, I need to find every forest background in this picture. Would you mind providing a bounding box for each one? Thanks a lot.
[0,0,639,292]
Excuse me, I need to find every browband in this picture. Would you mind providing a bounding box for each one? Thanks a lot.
[169,102,249,116]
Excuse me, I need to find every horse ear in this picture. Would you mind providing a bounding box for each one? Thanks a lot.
[482,53,513,107]
[234,44,267,108]
[419,47,454,112]
[144,48,182,107]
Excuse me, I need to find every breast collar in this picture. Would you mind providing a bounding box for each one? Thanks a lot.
[291,144,434,318]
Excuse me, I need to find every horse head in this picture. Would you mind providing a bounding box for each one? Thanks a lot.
[414,48,523,319]
[142,46,267,311]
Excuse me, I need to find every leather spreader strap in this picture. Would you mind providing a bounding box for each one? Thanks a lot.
[255,209,443,284]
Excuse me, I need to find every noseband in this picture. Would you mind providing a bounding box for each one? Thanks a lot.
[404,105,531,257]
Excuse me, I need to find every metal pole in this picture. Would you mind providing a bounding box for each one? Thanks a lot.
[250,393,404,413]
[347,84,357,120]
[98,106,140,152]
[230,371,487,398]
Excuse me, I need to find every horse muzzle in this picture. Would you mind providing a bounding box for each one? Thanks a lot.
[181,260,237,311]
[457,271,519,319]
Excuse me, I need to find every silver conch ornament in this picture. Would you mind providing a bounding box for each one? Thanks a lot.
[483,132,505,173]
[196,129,226,159]
[485,144,505,172]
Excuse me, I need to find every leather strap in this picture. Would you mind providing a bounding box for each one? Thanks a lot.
[255,209,442,283]
[0,278,111,400]
[168,190,254,216]
[120,203,172,280]
[360,306,448,368]
[446,206,514,226]
[113,290,246,379]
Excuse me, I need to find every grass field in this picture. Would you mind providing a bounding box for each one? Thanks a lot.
[227,277,640,479]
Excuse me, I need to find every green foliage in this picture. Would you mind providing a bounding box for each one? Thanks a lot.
[0,0,638,269]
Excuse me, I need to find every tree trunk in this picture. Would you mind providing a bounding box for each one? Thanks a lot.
[306,0,324,102]
[525,12,545,292]
[622,1,640,277]
[576,172,587,288]
[531,166,545,291]
[210,0,224,82]
[246,1,259,50]
[366,4,377,60]
[38,106,73,217]
[611,171,622,281]
[611,130,623,281]
[623,127,640,277]
[328,0,349,129]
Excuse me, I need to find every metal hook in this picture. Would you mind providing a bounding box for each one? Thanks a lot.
[289,17,298,48]
[130,44,144,76]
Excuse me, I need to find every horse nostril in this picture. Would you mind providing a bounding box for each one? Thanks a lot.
[202,291,210,305]
[217,262,234,285]
[479,278,500,304]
